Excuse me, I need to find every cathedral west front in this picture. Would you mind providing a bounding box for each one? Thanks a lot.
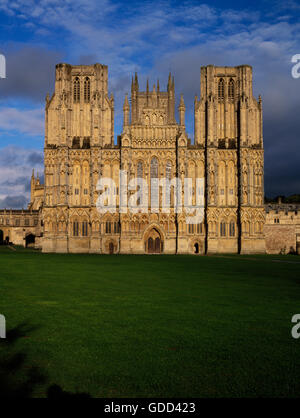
[1,62,292,255]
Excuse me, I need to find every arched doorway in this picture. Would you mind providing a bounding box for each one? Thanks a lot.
[146,228,162,254]
[194,243,199,254]
[155,237,161,253]
[148,237,154,253]
[0,230,3,245]
[109,242,114,254]
[25,234,35,248]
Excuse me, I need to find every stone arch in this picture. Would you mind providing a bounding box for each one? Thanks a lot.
[190,238,203,255]
[144,224,164,254]
[70,215,80,237]
[228,78,235,99]
[25,232,35,248]
[218,78,225,99]
[219,219,227,237]
[229,218,236,237]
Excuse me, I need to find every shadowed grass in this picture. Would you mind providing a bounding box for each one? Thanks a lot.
[0,250,300,397]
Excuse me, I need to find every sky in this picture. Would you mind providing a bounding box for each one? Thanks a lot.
[0,0,299,208]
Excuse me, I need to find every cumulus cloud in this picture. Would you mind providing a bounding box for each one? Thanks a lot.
[27,151,44,165]
[0,146,43,208]
[0,107,43,136]
[0,46,62,101]
[0,195,28,209]
[0,0,299,198]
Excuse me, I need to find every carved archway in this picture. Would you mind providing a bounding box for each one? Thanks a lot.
[145,227,163,254]
[190,239,204,255]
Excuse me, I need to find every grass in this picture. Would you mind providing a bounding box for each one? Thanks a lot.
[0,248,300,397]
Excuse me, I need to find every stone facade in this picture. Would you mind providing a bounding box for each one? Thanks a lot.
[0,209,41,247]
[264,201,300,254]
[0,62,293,255]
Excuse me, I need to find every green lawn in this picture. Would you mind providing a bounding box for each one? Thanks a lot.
[0,248,300,397]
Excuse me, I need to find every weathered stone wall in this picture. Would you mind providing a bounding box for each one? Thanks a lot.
[264,224,296,254]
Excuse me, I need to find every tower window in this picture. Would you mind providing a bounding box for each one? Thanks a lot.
[196,223,202,234]
[220,222,226,237]
[114,222,120,233]
[218,78,224,100]
[228,78,235,100]
[73,77,80,102]
[84,77,90,102]
[82,137,90,148]
[73,221,79,236]
[106,222,112,234]
[150,157,159,206]
[82,221,88,236]
[72,137,80,148]
[229,222,235,236]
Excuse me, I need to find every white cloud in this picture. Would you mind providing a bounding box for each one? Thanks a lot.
[0,107,43,136]
[0,0,299,197]
[0,145,43,208]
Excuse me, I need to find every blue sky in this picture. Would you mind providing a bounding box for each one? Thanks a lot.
[0,0,300,207]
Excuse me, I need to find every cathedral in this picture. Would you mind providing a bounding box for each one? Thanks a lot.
[2,62,297,255]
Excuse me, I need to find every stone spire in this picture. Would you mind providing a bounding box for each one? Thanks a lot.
[178,94,185,127]
[123,94,130,128]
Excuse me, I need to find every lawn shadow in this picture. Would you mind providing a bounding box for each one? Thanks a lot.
[0,322,46,397]
[0,322,91,398]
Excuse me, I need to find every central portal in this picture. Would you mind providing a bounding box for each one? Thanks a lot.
[146,228,162,254]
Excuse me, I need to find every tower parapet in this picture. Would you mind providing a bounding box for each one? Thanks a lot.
[129,73,176,127]
[45,63,114,148]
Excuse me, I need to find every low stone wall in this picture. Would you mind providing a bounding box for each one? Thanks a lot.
[264,224,296,254]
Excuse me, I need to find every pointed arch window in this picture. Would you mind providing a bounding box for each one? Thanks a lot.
[228,78,235,100]
[73,221,79,236]
[218,78,224,100]
[82,221,88,236]
[73,77,80,102]
[220,221,226,237]
[84,77,90,102]
[137,161,143,179]
[229,221,235,236]
[150,157,158,178]
[150,157,159,208]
